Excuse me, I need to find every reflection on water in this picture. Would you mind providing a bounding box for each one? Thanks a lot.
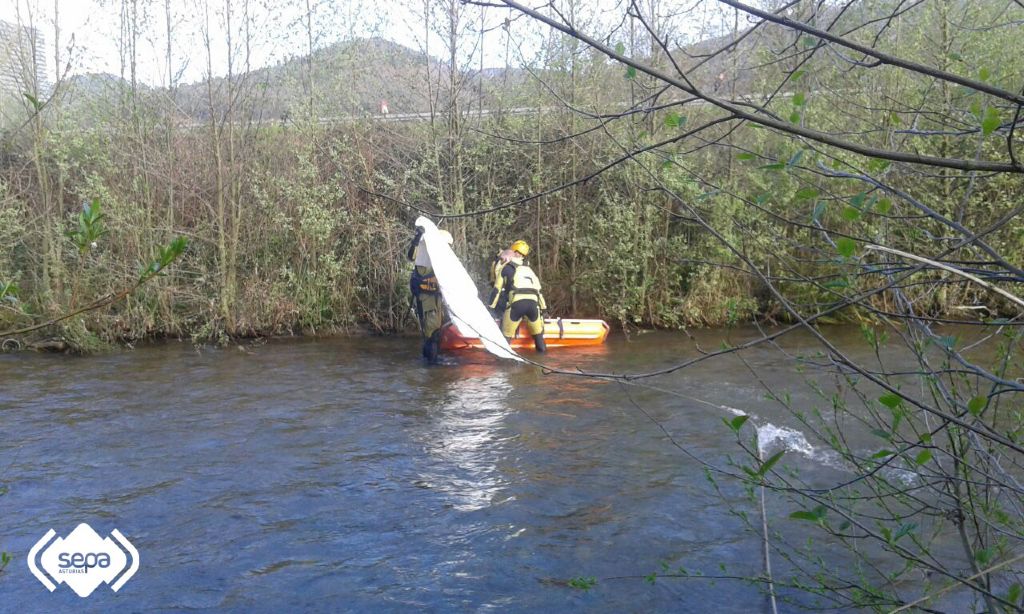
[419,368,514,511]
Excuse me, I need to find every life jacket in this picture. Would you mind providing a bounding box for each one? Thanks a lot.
[488,254,504,286]
[509,263,541,303]
[411,266,439,295]
[489,249,514,285]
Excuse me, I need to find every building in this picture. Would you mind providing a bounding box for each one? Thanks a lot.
[0,19,47,111]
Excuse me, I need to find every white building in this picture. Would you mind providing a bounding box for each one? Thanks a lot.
[0,20,47,103]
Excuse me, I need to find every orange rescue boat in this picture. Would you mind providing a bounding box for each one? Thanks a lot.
[440,318,610,351]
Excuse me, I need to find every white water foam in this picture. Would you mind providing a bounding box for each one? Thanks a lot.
[756,423,816,457]
[754,421,847,471]
[696,390,919,484]
[753,420,917,485]
[878,464,918,486]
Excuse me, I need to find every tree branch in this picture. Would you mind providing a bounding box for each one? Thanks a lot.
[498,0,1024,173]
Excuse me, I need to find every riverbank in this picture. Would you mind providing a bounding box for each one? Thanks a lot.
[4,299,1004,355]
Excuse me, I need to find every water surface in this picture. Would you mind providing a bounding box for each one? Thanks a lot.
[0,327,953,611]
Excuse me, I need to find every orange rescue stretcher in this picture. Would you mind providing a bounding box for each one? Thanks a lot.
[440,317,610,351]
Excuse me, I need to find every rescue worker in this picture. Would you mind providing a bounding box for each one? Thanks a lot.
[486,245,516,316]
[408,226,453,362]
[488,247,516,286]
[488,239,547,352]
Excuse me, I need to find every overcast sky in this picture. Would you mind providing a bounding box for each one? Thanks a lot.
[1,0,733,87]
[1,0,529,86]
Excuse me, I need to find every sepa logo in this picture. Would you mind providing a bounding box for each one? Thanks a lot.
[27,523,139,597]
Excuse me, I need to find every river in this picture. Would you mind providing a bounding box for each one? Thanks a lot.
[0,326,990,611]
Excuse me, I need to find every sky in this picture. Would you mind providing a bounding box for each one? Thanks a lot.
[1,0,736,88]
[0,0,527,87]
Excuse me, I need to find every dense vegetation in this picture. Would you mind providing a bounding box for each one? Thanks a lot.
[3,0,1019,349]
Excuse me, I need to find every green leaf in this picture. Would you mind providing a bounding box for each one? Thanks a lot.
[850,192,866,208]
[787,150,805,167]
[879,393,903,409]
[891,407,905,433]
[23,92,42,111]
[811,201,827,223]
[736,152,756,161]
[871,429,892,440]
[789,505,827,522]
[823,278,849,289]
[867,158,891,174]
[665,112,685,128]
[875,197,893,215]
[795,187,819,200]
[948,51,963,62]
[970,100,983,119]
[625,66,637,80]
[836,237,856,258]
[936,335,957,350]
[0,280,19,297]
[139,236,189,281]
[724,414,749,433]
[758,450,785,476]
[615,42,625,55]
[790,69,805,82]
[967,395,987,416]
[792,92,806,106]
[842,206,862,221]
[789,110,801,124]
[914,449,932,465]
[870,449,895,459]
[893,522,916,542]
[568,576,597,590]
[801,36,816,48]
[982,107,1001,135]
[759,162,785,171]
[1006,583,1021,606]
[975,547,994,566]
[978,67,990,81]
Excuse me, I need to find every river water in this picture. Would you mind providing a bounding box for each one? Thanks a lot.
[0,327,984,611]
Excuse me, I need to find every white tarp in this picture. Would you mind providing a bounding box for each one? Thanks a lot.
[415,216,522,362]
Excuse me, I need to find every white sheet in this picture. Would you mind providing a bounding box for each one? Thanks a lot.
[415,216,522,362]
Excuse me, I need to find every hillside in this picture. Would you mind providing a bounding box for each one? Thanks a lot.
[173,37,445,121]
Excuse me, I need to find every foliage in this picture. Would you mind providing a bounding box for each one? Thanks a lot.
[66,198,108,254]
[567,576,597,590]
[1,3,1023,607]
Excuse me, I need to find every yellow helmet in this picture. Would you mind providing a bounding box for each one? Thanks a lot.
[510,239,530,257]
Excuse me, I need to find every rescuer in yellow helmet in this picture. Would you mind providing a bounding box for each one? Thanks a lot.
[486,240,530,313]
[487,239,547,352]
[408,226,453,362]
[487,246,516,298]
